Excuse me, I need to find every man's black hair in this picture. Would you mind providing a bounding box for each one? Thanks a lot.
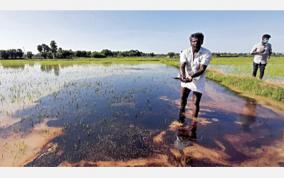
[262,34,271,39]
[190,32,204,41]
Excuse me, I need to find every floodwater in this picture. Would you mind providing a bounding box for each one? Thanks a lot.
[0,63,284,167]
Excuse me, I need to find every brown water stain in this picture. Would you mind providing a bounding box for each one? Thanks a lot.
[225,133,284,166]
[153,131,166,145]
[59,154,172,167]
[238,139,284,166]
[0,119,63,166]
[155,119,230,166]
[0,117,21,128]
[183,143,230,166]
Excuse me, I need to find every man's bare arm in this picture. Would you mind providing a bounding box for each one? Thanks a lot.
[179,62,187,79]
[191,65,207,78]
[269,46,272,57]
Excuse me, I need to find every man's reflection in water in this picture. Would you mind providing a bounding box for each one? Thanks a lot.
[174,112,198,150]
[239,99,257,132]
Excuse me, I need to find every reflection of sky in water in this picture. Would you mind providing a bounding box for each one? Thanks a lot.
[0,63,177,117]
[10,64,180,130]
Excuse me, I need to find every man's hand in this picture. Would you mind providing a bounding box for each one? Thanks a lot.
[180,75,186,82]
[185,76,193,82]
[181,75,192,83]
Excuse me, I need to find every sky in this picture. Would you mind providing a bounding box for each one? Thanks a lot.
[0,11,284,54]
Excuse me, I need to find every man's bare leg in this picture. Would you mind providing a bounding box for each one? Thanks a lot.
[179,87,191,123]
[192,91,202,118]
[189,91,202,139]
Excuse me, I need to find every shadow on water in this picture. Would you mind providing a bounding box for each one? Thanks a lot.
[0,64,284,166]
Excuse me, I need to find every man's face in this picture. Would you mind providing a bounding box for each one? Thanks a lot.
[262,37,269,45]
[190,37,203,50]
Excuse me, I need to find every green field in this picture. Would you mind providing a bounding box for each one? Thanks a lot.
[1,57,283,104]
[0,57,162,66]
[210,56,284,80]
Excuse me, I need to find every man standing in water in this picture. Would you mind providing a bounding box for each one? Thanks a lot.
[179,32,212,124]
[250,34,272,80]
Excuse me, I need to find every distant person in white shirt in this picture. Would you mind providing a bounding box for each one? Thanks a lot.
[179,32,212,123]
[250,34,272,80]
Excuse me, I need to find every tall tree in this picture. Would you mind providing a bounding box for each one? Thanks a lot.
[37,45,43,58]
[101,49,113,57]
[26,51,33,59]
[41,44,50,52]
[167,52,175,58]
[56,47,63,58]
[0,50,9,59]
[41,44,50,59]
[50,40,58,59]
[37,45,43,53]
[16,49,24,59]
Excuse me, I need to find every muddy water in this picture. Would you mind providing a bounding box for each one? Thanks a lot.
[0,63,284,167]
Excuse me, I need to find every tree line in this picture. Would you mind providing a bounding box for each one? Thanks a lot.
[0,49,24,59]
[35,41,158,59]
[0,40,283,59]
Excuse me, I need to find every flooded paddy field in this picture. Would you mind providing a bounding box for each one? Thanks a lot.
[0,63,284,166]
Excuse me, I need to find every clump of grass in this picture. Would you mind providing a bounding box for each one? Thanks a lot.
[206,70,284,102]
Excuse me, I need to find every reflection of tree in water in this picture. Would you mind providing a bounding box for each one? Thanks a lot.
[238,98,257,132]
[1,64,25,69]
[40,64,60,76]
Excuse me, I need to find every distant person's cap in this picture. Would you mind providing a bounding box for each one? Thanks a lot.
[262,34,271,39]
